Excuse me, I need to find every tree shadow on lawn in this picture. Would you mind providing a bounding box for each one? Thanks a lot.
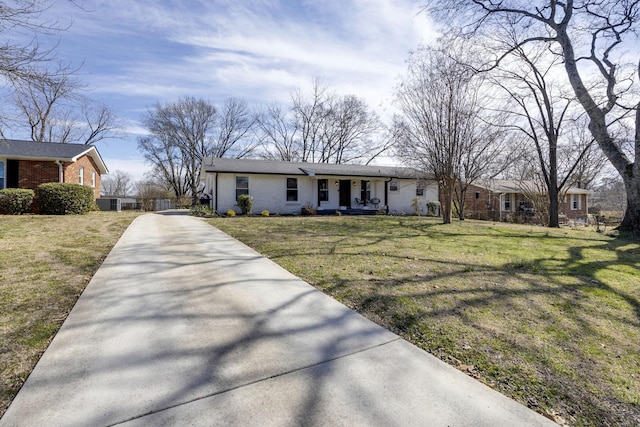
[319,234,640,427]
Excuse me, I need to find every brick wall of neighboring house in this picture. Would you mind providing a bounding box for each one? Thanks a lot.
[463,185,501,220]
[17,160,60,189]
[62,155,102,199]
[560,194,589,221]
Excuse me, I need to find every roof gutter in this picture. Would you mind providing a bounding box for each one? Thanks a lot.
[54,160,64,183]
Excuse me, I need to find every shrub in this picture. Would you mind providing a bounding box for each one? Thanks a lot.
[37,183,94,215]
[426,200,441,217]
[261,210,270,217]
[226,209,236,217]
[0,188,35,214]
[411,197,423,215]
[237,194,254,215]
[190,205,215,217]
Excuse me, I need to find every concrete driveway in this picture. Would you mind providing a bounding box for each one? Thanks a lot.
[0,211,557,426]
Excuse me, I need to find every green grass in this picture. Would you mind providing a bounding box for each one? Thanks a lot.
[0,211,143,417]
[207,216,640,427]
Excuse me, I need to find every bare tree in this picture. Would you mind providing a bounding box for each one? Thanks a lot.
[138,134,189,204]
[258,81,390,164]
[490,43,588,227]
[140,96,256,205]
[291,80,329,162]
[134,176,172,211]
[256,103,299,161]
[0,1,61,83]
[453,121,512,220]
[76,100,122,145]
[563,116,609,189]
[394,45,506,223]
[318,95,390,164]
[10,63,121,144]
[213,97,258,158]
[591,174,627,215]
[0,1,76,137]
[101,169,132,197]
[428,0,640,233]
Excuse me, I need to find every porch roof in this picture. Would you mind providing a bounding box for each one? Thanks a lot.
[202,157,430,180]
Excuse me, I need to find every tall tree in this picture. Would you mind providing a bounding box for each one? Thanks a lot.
[256,103,299,161]
[318,95,390,164]
[139,96,256,205]
[9,63,120,144]
[258,81,390,164]
[394,45,505,224]
[0,1,75,137]
[428,0,640,232]
[491,44,584,227]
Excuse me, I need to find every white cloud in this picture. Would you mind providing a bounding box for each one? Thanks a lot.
[44,0,438,167]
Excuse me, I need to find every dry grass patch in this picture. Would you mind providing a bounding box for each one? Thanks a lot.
[0,211,143,417]
[208,216,640,427]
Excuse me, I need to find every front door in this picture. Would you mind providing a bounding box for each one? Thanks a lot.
[339,179,351,208]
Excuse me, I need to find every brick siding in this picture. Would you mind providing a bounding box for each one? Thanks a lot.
[17,160,60,189]
[14,156,102,200]
[464,184,589,222]
[62,155,102,199]
[463,185,501,220]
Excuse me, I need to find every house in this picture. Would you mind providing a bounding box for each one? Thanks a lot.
[0,139,108,200]
[464,179,592,222]
[200,157,439,215]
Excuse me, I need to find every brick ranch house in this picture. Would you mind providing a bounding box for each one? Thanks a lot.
[463,179,592,223]
[0,139,108,200]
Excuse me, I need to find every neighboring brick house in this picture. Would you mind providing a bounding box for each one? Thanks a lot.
[0,139,108,200]
[463,179,592,223]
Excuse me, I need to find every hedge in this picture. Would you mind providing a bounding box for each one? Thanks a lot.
[37,183,94,215]
[0,188,35,214]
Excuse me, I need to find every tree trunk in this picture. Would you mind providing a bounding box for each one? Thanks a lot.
[556,29,640,233]
[620,174,640,233]
[440,178,455,224]
[548,188,559,228]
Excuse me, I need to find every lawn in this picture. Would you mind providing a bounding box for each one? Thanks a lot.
[0,211,143,417]
[207,216,640,427]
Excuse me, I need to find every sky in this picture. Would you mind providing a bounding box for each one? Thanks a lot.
[32,0,439,181]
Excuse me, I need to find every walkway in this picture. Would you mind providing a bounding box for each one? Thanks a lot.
[0,212,556,426]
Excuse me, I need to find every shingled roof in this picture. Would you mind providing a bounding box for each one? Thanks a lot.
[202,157,429,180]
[473,178,592,195]
[0,139,108,174]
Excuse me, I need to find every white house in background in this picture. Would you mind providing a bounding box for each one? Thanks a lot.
[200,157,439,215]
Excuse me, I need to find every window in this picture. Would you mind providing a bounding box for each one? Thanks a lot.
[78,167,84,185]
[416,180,424,196]
[91,171,96,188]
[0,160,4,190]
[571,194,580,210]
[318,179,329,202]
[235,176,249,200]
[504,193,511,211]
[361,180,370,202]
[389,180,398,191]
[286,178,298,202]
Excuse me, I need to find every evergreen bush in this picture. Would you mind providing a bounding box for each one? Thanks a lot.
[38,183,94,215]
[0,188,35,214]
